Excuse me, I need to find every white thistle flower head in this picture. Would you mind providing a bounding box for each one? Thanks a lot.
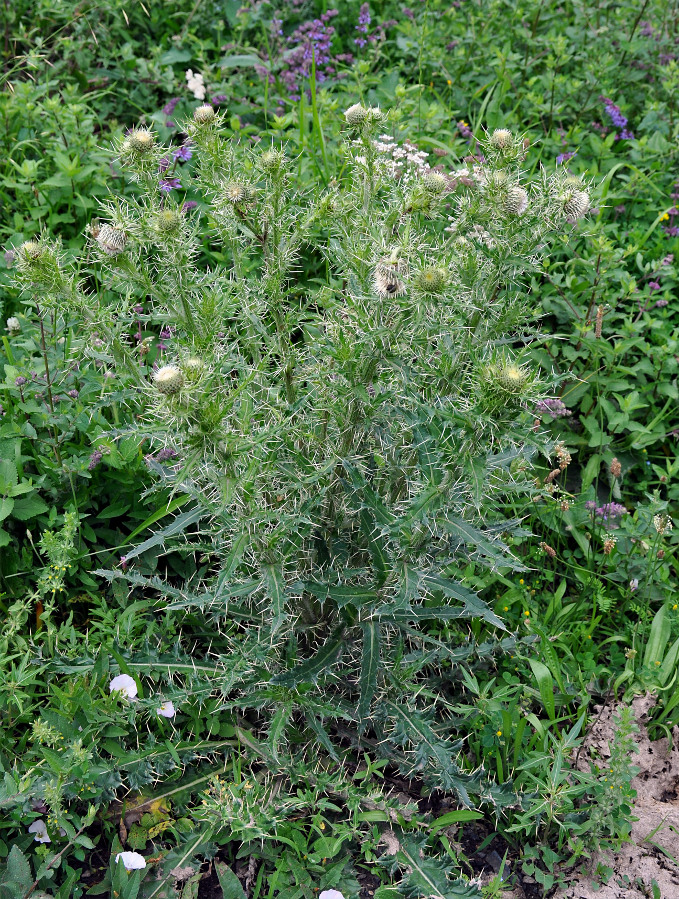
[259,148,286,173]
[421,171,447,194]
[223,181,253,205]
[504,186,529,215]
[115,851,147,871]
[6,316,20,335]
[156,701,176,718]
[28,819,51,843]
[97,224,127,255]
[153,365,184,396]
[109,673,138,700]
[186,69,206,101]
[564,189,590,222]
[344,103,369,125]
[194,104,215,124]
[490,128,513,150]
[496,362,529,394]
[17,240,44,264]
[127,128,155,154]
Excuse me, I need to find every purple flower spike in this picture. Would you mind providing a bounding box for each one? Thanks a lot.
[159,177,182,192]
[172,143,193,163]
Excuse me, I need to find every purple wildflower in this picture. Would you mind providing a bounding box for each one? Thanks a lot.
[457,121,472,139]
[601,97,635,140]
[172,143,193,163]
[88,450,104,470]
[585,501,597,510]
[556,151,576,165]
[592,502,629,526]
[648,280,661,291]
[211,94,228,105]
[656,299,668,307]
[182,200,198,211]
[67,389,79,399]
[403,7,414,18]
[133,304,144,314]
[280,10,339,100]
[120,556,128,571]
[4,250,15,267]
[535,398,572,419]
[159,177,182,192]
[162,97,180,117]
[159,157,170,173]
[15,376,27,387]
[355,3,371,47]
[156,447,179,462]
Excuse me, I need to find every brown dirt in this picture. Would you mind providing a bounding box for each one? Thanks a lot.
[553,693,679,899]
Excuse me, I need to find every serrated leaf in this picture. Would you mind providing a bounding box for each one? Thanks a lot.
[271,626,345,686]
[261,562,288,632]
[6,844,32,890]
[123,506,207,563]
[358,621,380,730]
[267,702,293,760]
[439,515,519,569]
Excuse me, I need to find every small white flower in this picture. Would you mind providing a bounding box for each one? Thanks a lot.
[630,578,639,592]
[185,69,206,101]
[115,851,147,872]
[109,673,138,700]
[6,316,20,335]
[156,701,176,718]
[28,819,51,843]
[319,891,345,899]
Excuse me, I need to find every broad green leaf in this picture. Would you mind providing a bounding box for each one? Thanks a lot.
[528,659,555,721]
[644,605,670,669]
[215,863,247,899]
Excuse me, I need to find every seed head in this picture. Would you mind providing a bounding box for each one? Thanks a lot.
[564,189,590,221]
[603,536,616,555]
[539,541,557,559]
[6,316,21,335]
[345,103,369,125]
[490,128,513,150]
[414,266,447,294]
[653,513,673,536]
[374,270,406,299]
[504,185,529,215]
[194,104,216,124]
[96,225,127,255]
[126,128,155,154]
[155,208,184,233]
[153,365,184,396]
[421,171,447,194]
[609,457,622,478]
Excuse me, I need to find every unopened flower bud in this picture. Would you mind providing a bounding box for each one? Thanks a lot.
[490,128,513,150]
[496,362,529,394]
[194,104,216,125]
[422,171,447,194]
[414,266,447,294]
[259,148,286,173]
[564,189,590,221]
[504,185,528,215]
[6,316,20,335]
[345,103,369,125]
[183,357,204,379]
[155,208,184,233]
[96,225,127,255]
[153,365,184,396]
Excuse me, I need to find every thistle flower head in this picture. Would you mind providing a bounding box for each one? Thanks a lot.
[421,171,448,194]
[344,103,369,125]
[504,185,529,215]
[495,362,529,394]
[126,128,155,154]
[484,170,509,192]
[564,189,590,221]
[223,181,253,205]
[194,104,216,125]
[155,208,184,233]
[490,128,513,150]
[154,365,184,396]
[414,266,447,294]
[96,224,127,255]
[259,148,286,174]
[17,240,45,265]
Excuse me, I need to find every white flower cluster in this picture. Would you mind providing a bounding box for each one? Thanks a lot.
[185,69,205,100]
[372,133,430,182]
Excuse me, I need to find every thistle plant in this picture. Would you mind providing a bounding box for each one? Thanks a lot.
[14,111,585,798]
